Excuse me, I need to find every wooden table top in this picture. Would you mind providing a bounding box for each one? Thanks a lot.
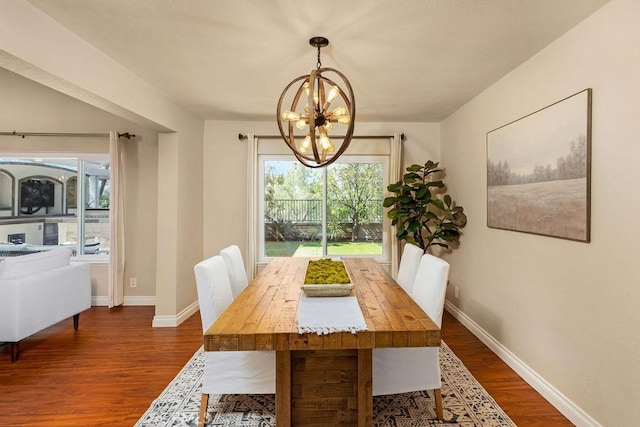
[204,257,440,352]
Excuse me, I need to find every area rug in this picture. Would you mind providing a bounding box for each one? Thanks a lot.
[135,342,515,426]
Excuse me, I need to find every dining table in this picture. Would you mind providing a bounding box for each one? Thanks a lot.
[204,256,441,427]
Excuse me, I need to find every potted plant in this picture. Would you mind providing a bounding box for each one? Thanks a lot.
[384,161,467,252]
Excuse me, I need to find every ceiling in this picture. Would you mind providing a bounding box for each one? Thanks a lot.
[26,0,610,122]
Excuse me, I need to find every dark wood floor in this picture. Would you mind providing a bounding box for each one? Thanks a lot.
[441,311,573,426]
[0,306,572,426]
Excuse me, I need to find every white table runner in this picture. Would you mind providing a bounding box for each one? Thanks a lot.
[297,294,368,335]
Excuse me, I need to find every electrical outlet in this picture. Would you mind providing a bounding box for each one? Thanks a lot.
[130,277,137,288]
[454,286,460,298]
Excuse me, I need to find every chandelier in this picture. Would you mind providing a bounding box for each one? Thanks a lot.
[277,37,356,168]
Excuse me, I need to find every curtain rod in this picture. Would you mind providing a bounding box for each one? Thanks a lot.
[0,131,136,139]
[238,133,404,141]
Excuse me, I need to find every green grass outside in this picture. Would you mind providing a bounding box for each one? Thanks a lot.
[265,241,382,257]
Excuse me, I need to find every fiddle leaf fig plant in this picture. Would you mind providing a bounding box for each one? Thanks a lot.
[384,161,467,252]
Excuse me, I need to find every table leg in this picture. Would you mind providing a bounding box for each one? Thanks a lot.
[281,349,371,426]
[276,350,292,427]
[357,349,373,427]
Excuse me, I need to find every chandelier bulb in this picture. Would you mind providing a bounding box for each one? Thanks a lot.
[318,127,334,153]
[331,106,347,117]
[326,86,340,104]
[323,85,340,110]
[299,135,312,153]
[282,110,301,121]
[322,137,335,153]
[295,119,307,130]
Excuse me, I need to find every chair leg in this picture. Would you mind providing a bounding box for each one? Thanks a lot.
[198,393,209,427]
[10,342,19,363]
[434,388,443,420]
[73,313,80,330]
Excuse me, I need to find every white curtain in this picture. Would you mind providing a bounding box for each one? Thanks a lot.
[246,133,258,280]
[389,133,403,278]
[108,131,125,308]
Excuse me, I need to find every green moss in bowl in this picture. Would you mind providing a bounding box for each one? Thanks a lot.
[304,259,350,285]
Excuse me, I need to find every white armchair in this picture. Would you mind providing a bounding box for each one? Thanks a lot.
[219,244,249,299]
[194,255,275,427]
[373,253,450,419]
[0,248,91,362]
[395,242,424,294]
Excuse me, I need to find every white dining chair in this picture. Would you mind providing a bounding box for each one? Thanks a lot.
[220,244,249,299]
[373,253,450,420]
[396,242,424,294]
[194,255,275,427]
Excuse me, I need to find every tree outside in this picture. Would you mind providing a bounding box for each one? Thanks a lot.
[327,163,383,242]
[263,160,384,256]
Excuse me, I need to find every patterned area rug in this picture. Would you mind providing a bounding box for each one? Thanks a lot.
[135,342,515,426]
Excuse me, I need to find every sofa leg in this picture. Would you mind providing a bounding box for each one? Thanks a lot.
[73,313,80,330]
[10,342,19,363]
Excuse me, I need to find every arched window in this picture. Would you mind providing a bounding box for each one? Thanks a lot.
[66,176,77,212]
[0,169,15,217]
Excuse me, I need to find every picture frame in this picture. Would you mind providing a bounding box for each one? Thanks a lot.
[486,88,592,242]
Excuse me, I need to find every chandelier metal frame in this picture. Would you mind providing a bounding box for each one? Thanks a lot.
[277,37,356,168]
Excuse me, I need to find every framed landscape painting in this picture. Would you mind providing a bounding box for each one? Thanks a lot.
[486,89,592,242]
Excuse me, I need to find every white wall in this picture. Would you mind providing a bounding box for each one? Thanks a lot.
[440,0,639,425]
[148,114,204,323]
[1,2,205,322]
[0,67,160,303]
[202,120,440,260]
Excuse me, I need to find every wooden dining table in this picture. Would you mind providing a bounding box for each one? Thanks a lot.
[204,257,441,427]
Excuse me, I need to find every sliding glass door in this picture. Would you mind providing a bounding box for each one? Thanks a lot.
[259,156,387,260]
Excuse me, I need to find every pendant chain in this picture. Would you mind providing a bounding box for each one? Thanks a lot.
[316,46,322,70]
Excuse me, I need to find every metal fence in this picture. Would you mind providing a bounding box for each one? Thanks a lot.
[265,199,383,223]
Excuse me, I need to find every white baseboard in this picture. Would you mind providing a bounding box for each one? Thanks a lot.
[92,296,108,306]
[444,300,602,427]
[152,300,200,328]
[91,296,156,306]
[91,297,198,327]
[123,296,156,306]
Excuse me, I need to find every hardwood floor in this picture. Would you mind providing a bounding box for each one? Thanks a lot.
[441,310,573,426]
[0,306,203,426]
[0,306,572,426]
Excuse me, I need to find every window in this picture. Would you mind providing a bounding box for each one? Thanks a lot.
[259,155,388,261]
[0,155,110,259]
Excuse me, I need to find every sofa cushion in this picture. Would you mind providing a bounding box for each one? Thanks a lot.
[0,248,72,279]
